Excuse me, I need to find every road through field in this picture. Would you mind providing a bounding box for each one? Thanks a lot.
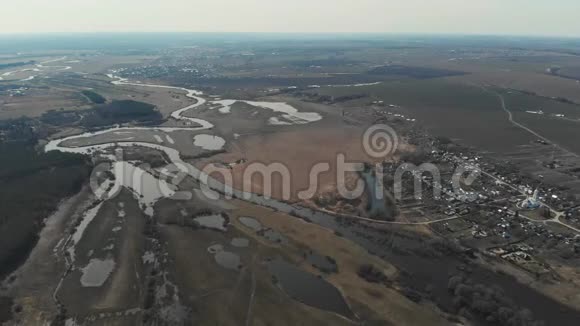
[494,90,579,158]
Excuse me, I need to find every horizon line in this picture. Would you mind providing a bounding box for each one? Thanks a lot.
[0,31,579,40]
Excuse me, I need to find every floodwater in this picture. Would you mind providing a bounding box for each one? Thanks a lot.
[245,100,322,124]
[193,134,226,150]
[362,170,388,217]
[267,258,353,318]
[209,99,322,125]
[214,251,242,270]
[71,203,103,245]
[80,258,116,287]
[268,117,292,125]
[193,214,227,231]
[206,244,241,270]
[68,202,104,262]
[305,251,338,274]
[238,217,287,244]
[211,99,236,114]
[111,161,177,216]
[261,229,288,245]
[238,216,263,231]
[230,237,250,248]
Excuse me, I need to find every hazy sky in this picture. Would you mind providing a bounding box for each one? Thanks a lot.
[1,0,579,37]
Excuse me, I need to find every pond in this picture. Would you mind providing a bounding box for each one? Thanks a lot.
[266,258,353,319]
[207,244,242,270]
[305,250,338,274]
[194,214,227,231]
[80,258,116,287]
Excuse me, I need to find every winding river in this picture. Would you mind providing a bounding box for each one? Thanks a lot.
[45,74,324,216]
[44,74,370,259]
[0,56,72,81]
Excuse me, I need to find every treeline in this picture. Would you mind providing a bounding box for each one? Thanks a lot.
[0,140,90,279]
[0,118,38,142]
[83,100,162,127]
[0,296,12,324]
[0,61,35,70]
[81,90,106,104]
[448,274,545,326]
[98,100,158,119]
[0,140,85,180]
[40,100,163,128]
[368,65,467,79]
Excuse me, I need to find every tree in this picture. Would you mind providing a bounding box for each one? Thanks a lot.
[448,275,463,291]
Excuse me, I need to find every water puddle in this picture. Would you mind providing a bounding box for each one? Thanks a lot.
[305,250,338,274]
[231,237,250,248]
[238,216,263,231]
[193,134,226,150]
[362,170,388,217]
[215,251,242,270]
[193,214,227,231]
[260,229,288,245]
[206,244,242,270]
[68,202,104,262]
[80,258,116,287]
[266,258,353,318]
[238,216,287,244]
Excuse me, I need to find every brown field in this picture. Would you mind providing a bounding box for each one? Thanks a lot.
[195,124,382,202]
[0,87,90,120]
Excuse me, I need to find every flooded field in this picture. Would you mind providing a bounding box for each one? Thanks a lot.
[267,258,354,319]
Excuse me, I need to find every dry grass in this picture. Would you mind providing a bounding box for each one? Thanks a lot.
[230,200,450,326]
[196,125,382,202]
